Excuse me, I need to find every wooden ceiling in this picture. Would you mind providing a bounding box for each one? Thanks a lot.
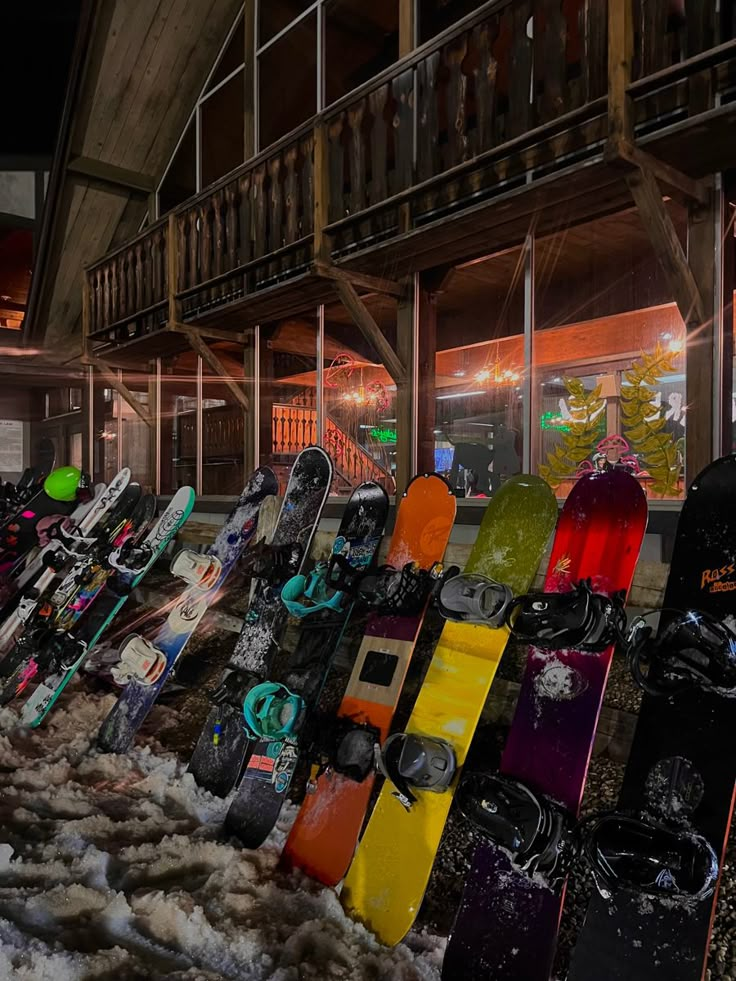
[28,0,243,353]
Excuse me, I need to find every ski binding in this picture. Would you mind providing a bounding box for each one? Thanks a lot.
[378,732,456,810]
[170,549,223,590]
[112,634,168,686]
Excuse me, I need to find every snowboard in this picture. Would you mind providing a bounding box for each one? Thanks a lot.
[341,474,557,945]
[187,446,332,797]
[0,470,132,659]
[0,476,87,577]
[224,480,389,847]
[568,455,736,981]
[96,466,279,754]
[0,490,156,707]
[442,468,648,981]
[280,473,456,887]
[17,486,195,727]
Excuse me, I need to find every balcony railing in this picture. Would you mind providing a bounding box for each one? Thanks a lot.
[84,0,735,355]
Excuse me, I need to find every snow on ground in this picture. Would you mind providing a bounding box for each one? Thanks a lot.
[0,682,444,980]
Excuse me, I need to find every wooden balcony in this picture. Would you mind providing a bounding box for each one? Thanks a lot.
[83,0,736,365]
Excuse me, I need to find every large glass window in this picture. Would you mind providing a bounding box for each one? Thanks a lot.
[120,370,154,492]
[201,72,245,187]
[534,208,687,501]
[260,316,318,493]
[434,250,525,497]
[202,347,246,495]
[323,297,397,494]
[258,13,318,148]
[324,1,400,105]
[160,354,198,494]
[158,118,196,214]
[0,226,33,329]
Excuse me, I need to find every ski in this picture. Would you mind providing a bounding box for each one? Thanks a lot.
[280,472,456,887]
[441,467,647,981]
[568,454,736,981]
[223,480,389,848]
[0,469,132,659]
[96,466,279,755]
[187,446,332,797]
[17,486,195,727]
[341,474,557,945]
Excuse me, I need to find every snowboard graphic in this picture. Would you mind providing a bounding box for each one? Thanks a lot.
[569,455,736,981]
[280,473,456,886]
[96,467,279,754]
[187,447,332,797]
[341,474,557,945]
[442,468,647,981]
[17,486,195,727]
[224,480,389,847]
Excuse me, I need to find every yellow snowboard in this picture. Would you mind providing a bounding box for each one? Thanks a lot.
[341,474,557,945]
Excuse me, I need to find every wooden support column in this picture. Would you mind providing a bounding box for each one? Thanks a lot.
[416,273,438,475]
[81,271,91,360]
[147,367,159,494]
[686,192,717,480]
[313,121,331,263]
[399,0,416,57]
[244,0,256,160]
[167,213,180,324]
[181,328,250,411]
[85,356,153,428]
[243,328,257,476]
[395,276,415,495]
[606,0,633,154]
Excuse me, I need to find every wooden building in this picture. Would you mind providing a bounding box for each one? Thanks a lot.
[20,0,736,533]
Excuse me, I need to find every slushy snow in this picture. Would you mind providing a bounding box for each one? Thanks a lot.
[0,681,444,979]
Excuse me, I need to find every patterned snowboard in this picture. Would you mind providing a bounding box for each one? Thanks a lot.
[341,474,557,945]
[187,446,332,798]
[280,473,456,887]
[97,466,279,755]
[224,480,389,847]
[569,455,736,981]
[442,468,647,981]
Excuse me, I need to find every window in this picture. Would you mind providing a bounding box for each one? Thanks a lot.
[159,118,196,214]
[160,354,198,493]
[120,372,153,491]
[324,0,400,105]
[201,72,245,187]
[202,347,246,495]
[418,0,482,44]
[433,250,525,497]
[0,226,32,329]
[258,13,318,148]
[534,209,687,501]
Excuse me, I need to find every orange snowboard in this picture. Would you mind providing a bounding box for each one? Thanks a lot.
[280,473,456,886]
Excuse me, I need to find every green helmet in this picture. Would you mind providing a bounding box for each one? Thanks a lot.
[43,465,82,502]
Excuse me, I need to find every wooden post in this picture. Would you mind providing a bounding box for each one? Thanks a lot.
[147,367,158,494]
[244,0,256,160]
[399,0,416,57]
[416,273,438,474]
[313,121,331,263]
[395,276,415,496]
[81,270,91,360]
[606,0,634,154]
[685,191,716,482]
[167,212,179,324]
[243,328,257,475]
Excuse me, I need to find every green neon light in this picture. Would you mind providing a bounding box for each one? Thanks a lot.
[540,411,570,432]
[370,427,397,443]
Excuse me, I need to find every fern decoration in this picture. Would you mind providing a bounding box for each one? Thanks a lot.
[539,377,605,488]
[621,343,682,496]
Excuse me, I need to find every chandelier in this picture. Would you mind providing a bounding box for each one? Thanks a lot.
[474,348,521,387]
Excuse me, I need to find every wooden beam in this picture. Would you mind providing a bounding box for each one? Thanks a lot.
[606,0,633,151]
[332,279,407,385]
[181,328,250,412]
[313,121,331,262]
[169,321,248,344]
[81,271,91,360]
[244,0,255,160]
[67,156,156,195]
[627,167,706,328]
[607,141,709,206]
[85,355,153,428]
[313,261,401,297]
[422,263,457,295]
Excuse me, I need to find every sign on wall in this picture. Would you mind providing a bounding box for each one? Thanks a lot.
[0,420,24,472]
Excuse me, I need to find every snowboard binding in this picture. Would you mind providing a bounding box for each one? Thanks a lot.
[281,559,353,620]
[307,715,381,787]
[112,634,168,687]
[457,772,577,884]
[507,579,627,652]
[242,681,305,739]
[378,732,456,811]
[626,607,736,695]
[578,812,719,903]
[357,561,457,617]
[240,537,303,587]
[170,549,223,590]
[31,632,86,676]
[211,667,260,710]
[437,573,513,627]
[108,541,153,576]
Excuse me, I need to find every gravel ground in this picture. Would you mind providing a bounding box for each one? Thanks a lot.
[81,572,736,980]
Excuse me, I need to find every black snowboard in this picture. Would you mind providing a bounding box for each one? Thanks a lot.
[569,454,736,981]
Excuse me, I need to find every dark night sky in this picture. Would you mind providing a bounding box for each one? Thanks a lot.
[0,2,81,157]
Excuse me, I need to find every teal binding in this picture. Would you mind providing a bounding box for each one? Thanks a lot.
[243,681,305,739]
